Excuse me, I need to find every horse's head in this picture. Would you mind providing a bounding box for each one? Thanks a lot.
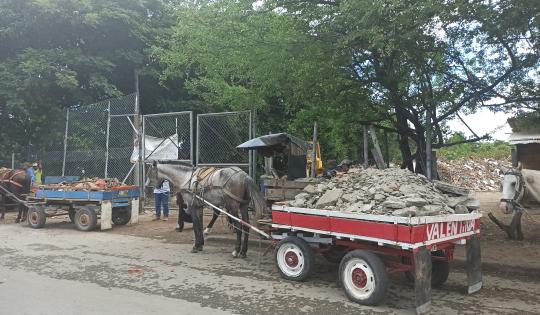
[145,161,162,188]
[499,168,525,214]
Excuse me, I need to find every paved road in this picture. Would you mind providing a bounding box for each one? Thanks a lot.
[0,224,539,315]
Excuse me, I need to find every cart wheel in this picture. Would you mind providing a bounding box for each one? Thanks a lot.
[404,251,450,288]
[74,206,98,232]
[112,207,131,225]
[322,246,348,264]
[339,250,388,306]
[27,206,46,229]
[274,236,314,281]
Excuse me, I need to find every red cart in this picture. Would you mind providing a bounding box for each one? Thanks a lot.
[270,205,483,314]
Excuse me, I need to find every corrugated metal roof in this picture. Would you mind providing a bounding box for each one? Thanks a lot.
[508,132,540,144]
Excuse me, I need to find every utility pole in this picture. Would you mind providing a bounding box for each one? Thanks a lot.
[134,70,143,211]
[426,108,433,180]
[311,121,318,178]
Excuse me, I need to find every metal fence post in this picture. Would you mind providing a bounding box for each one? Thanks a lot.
[105,101,111,178]
[62,108,70,177]
[248,110,253,178]
[196,114,200,167]
[11,152,15,169]
[190,111,194,165]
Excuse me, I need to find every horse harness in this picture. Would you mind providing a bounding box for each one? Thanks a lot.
[181,166,248,206]
[0,169,25,189]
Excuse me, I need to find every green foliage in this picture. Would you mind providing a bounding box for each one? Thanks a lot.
[0,0,165,160]
[439,134,511,160]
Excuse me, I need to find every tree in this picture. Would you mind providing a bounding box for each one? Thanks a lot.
[267,0,540,172]
[0,0,166,162]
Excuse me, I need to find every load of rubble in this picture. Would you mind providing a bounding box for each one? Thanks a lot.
[37,178,122,191]
[437,158,510,191]
[288,167,480,217]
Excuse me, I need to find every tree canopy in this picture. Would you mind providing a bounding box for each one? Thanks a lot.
[1,0,538,172]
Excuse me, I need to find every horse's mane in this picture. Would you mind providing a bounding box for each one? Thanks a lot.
[154,160,194,167]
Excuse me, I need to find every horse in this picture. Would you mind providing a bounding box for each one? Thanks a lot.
[489,167,540,240]
[175,191,232,234]
[0,168,31,223]
[147,161,266,257]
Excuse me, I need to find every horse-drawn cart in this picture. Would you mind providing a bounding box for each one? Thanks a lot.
[25,185,140,232]
[268,205,482,314]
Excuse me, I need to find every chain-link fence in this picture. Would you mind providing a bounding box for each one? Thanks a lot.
[143,112,193,163]
[34,94,137,183]
[197,111,253,176]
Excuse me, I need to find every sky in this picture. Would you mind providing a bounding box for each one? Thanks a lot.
[446,109,512,141]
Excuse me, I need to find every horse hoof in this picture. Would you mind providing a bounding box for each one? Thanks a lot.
[239,252,247,259]
[191,247,199,253]
[203,228,211,235]
[15,219,20,223]
[232,250,239,258]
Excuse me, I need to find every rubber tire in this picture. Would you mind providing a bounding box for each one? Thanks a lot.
[274,236,315,282]
[322,246,348,264]
[339,250,388,306]
[112,207,131,225]
[404,251,450,288]
[27,206,46,229]
[74,206,98,232]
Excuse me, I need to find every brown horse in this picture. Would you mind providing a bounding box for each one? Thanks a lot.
[0,168,31,222]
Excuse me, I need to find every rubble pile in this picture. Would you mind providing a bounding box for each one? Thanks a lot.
[39,178,122,191]
[289,168,480,217]
[437,158,510,191]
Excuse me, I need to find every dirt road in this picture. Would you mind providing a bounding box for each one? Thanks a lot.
[1,191,539,314]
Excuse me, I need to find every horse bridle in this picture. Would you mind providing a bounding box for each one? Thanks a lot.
[502,170,526,212]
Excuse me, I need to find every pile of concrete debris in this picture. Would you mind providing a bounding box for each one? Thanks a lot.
[437,158,510,191]
[289,168,480,217]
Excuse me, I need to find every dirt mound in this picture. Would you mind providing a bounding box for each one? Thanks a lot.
[437,158,510,191]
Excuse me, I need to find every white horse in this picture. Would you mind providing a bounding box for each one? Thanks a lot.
[491,168,540,240]
[147,161,266,257]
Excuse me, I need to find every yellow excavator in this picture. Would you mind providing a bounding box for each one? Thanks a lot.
[306,141,323,177]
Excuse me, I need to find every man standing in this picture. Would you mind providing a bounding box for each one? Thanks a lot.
[153,179,170,221]
[33,162,42,185]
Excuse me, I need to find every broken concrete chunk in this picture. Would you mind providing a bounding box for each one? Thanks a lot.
[381,199,406,209]
[454,204,469,214]
[392,206,418,217]
[303,185,317,194]
[434,180,470,196]
[404,197,428,207]
[315,189,343,208]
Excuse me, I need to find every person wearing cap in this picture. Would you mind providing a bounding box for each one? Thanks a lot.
[32,162,42,185]
[153,179,170,221]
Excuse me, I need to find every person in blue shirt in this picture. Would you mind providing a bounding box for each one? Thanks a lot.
[24,162,35,185]
[153,179,170,221]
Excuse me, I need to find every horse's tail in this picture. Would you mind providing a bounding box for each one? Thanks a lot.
[245,176,267,223]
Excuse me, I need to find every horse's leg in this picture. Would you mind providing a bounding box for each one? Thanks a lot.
[190,206,204,252]
[204,210,220,235]
[232,220,242,258]
[176,208,184,232]
[15,203,22,223]
[0,197,5,220]
[21,205,28,222]
[239,205,250,258]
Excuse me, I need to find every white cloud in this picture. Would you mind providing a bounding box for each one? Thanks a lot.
[446,109,512,141]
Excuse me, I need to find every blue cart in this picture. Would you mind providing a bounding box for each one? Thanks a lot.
[26,186,140,232]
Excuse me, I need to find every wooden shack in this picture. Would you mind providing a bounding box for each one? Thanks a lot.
[508,118,540,170]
